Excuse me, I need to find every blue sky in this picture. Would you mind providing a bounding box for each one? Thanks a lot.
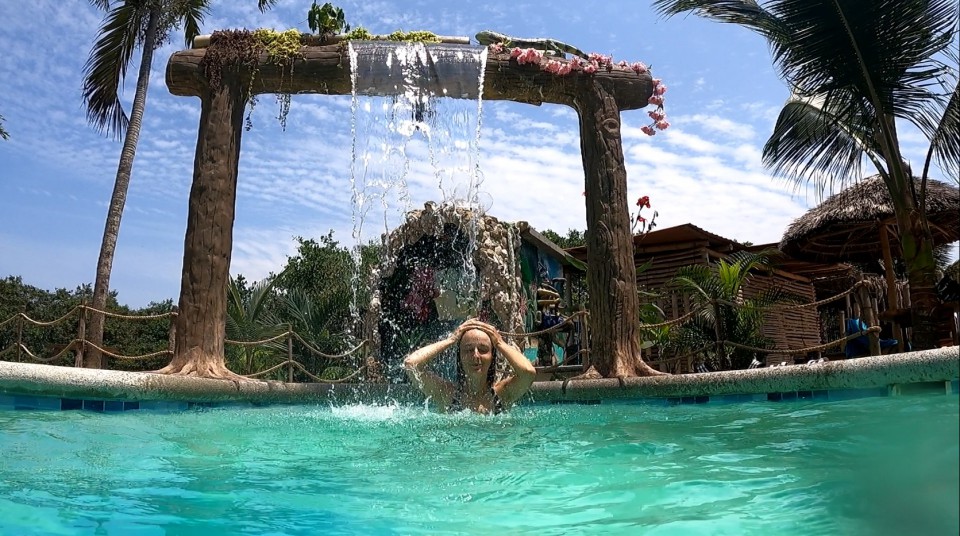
[1,0,956,308]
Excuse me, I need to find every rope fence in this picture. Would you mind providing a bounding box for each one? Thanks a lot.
[0,300,593,381]
[636,280,893,372]
[0,279,895,379]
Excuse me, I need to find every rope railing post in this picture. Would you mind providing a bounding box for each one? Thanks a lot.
[167,306,178,358]
[582,314,590,372]
[16,312,23,362]
[711,299,725,364]
[287,324,294,383]
[75,304,87,368]
[857,284,882,356]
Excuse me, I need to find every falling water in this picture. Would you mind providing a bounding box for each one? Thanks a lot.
[347,40,489,377]
[348,40,488,233]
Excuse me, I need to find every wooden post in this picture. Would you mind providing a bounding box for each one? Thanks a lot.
[581,317,590,372]
[858,286,881,356]
[712,300,724,366]
[167,306,178,356]
[287,323,294,383]
[878,224,903,350]
[75,306,86,367]
[839,310,847,353]
[16,313,23,362]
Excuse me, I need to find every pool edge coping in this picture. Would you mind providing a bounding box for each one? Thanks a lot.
[1,346,957,410]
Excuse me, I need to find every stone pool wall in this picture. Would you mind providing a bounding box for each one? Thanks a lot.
[1,347,957,411]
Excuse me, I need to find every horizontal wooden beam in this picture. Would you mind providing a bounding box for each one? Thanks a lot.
[166,44,654,110]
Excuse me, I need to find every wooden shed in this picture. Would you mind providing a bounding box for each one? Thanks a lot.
[568,224,832,368]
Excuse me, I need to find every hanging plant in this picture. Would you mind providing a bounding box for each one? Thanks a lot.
[252,28,304,130]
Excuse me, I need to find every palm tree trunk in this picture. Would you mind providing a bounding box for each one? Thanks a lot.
[875,117,941,350]
[898,209,941,349]
[86,6,160,368]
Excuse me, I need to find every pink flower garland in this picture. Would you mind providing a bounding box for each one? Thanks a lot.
[489,43,669,137]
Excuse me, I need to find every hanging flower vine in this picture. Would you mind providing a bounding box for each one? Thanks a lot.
[488,43,669,137]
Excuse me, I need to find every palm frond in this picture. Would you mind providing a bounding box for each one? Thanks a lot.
[226,276,283,343]
[179,0,209,47]
[763,92,886,190]
[923,81,960,185]
[82,1,144,137]
[89,0,111,11]
[771,0,956,123]
[652,0,789,41]
[257,0,278,13]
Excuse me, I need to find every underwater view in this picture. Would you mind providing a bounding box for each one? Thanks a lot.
[1,394,957,535]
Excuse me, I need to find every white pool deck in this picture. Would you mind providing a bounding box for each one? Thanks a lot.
[1,346,958,408]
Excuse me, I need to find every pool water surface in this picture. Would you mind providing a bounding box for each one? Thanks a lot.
[1,395,957,535]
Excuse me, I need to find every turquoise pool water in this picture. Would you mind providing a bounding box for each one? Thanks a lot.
[1,395,957,535]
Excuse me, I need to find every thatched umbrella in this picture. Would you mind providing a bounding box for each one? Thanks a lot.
[780,176,960,264]
[780,176,960,346]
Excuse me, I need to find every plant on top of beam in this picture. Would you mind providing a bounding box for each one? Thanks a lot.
[252,28,304,130]
[307,1,349,41]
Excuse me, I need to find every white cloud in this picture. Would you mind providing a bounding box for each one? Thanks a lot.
[0,0,827,307]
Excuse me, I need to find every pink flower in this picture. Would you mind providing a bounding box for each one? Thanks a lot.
[489,43,504,54]
[617,60,629,68]
[648,95,664,106]
[641,125,656,136]
[583,62,598,74]
[556,62,572,75]
[637,215,647,223]
[631,62,648,74]
[655,120,670,130]
[636,196,651,208]
[510,47,523,59]
[588,53,612,66]
[544,60,563,74]
[648,109,665,122]
[569,57,583,70]
[515,48,543,65]
[654,84,668,96]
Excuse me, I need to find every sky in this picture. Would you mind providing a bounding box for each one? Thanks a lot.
[1,0,956,308]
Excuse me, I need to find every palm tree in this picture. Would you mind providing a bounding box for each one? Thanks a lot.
[81,0,277,368]
[669,251,790,370]
[225,275,286,375]
[0,113,9,140]
[653,0,959,348]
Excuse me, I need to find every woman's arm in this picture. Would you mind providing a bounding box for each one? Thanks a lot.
[479,325,536,408]
[403,332,458,407]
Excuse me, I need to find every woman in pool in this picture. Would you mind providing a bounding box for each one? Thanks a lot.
[403,318,537,414]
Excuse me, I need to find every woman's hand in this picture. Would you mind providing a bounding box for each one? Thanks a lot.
[457,318,505,347]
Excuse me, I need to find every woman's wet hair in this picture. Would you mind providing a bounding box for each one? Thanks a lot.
[455,329,498,388]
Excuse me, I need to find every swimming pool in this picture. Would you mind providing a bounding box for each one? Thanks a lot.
[2,394,957,535]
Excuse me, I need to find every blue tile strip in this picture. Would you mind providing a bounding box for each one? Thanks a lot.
[0,381,957,413]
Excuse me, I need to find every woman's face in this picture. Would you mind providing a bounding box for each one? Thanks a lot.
[459,329,493,378]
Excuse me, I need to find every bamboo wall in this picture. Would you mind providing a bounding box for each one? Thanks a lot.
[636,246,821,368]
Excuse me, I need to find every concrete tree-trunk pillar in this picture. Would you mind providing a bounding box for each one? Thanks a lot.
[576,80,663,377]
[156,71,247,379]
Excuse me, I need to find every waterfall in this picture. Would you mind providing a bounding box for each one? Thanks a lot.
[347,40,489,379]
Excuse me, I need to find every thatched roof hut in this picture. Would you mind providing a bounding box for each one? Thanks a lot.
[780,176,960,264]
